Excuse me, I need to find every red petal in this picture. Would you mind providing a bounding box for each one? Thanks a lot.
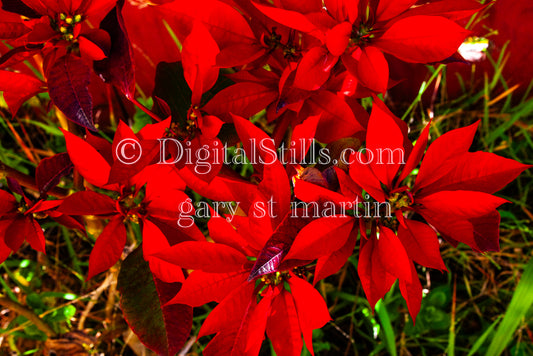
[26,219,46,253]
[378,226,412,283]
[399,260,423,322]
[358,236,396,309]
[313,231,357,285]
[168,271,248,307]
[79,36,107,61]
[366,98,411,188]
[417,190,508,219]
[397,219,446,271]
[252,1,324,40]
[376,0,417,21]
[87,216,126,280]
[374,15,470,63]
[294,47,338,91]
[266,289,303,356]
[61,128,111,188]
[4,217,28,251]
[286,216,354,260]
[398,120,431,184]
[324,0,358,22]
[153,241,247,273]
[0,22,31,39]
[356,46,389,93]
[420,151,532,196]
[202,82,278,122]
[326,21,351,56]
[302,90,364,143]
[58,191,117,216]
[289,276,331,355]
[182,20,219,103]
[415,121,479,191]
[0,70,45,117]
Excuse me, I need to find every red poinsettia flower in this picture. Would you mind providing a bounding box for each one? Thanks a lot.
[58,120,204,280]
[253,0,479,93]
[0,177,84,263]
[292,98,531,319]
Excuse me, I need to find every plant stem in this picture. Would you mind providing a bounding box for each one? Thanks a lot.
[0,296,57,337]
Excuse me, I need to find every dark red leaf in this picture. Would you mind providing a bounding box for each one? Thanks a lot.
[94,0,135,99]
[117,246,192,356]
[36,152,73,196]
[248,214,312,281]
[48,54,96,131]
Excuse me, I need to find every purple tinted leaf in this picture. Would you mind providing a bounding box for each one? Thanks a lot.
[47,54,96,131]
[248,213,312,281]
[1,0,41,18]
[36,152,73,196]
[93,0,135,99]
[117,247,192,355]
[6,177,23,196]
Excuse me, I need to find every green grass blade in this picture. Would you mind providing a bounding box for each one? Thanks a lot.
[375,300,397,356]
[486,257,533,356]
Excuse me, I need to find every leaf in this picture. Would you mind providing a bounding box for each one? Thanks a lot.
[152,61,191,126]
[118,246,193,356]
[486,257,533,356]
[48,54,96,131]
[373,15,470,63]
[87,216,126,280]
[0,70,45,117]
[94,0,135,99]
[36,153,73,196]
[247,214,312,281]
[1,0,41,18]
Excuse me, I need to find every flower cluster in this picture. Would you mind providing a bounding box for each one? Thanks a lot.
[0,0,530,354]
